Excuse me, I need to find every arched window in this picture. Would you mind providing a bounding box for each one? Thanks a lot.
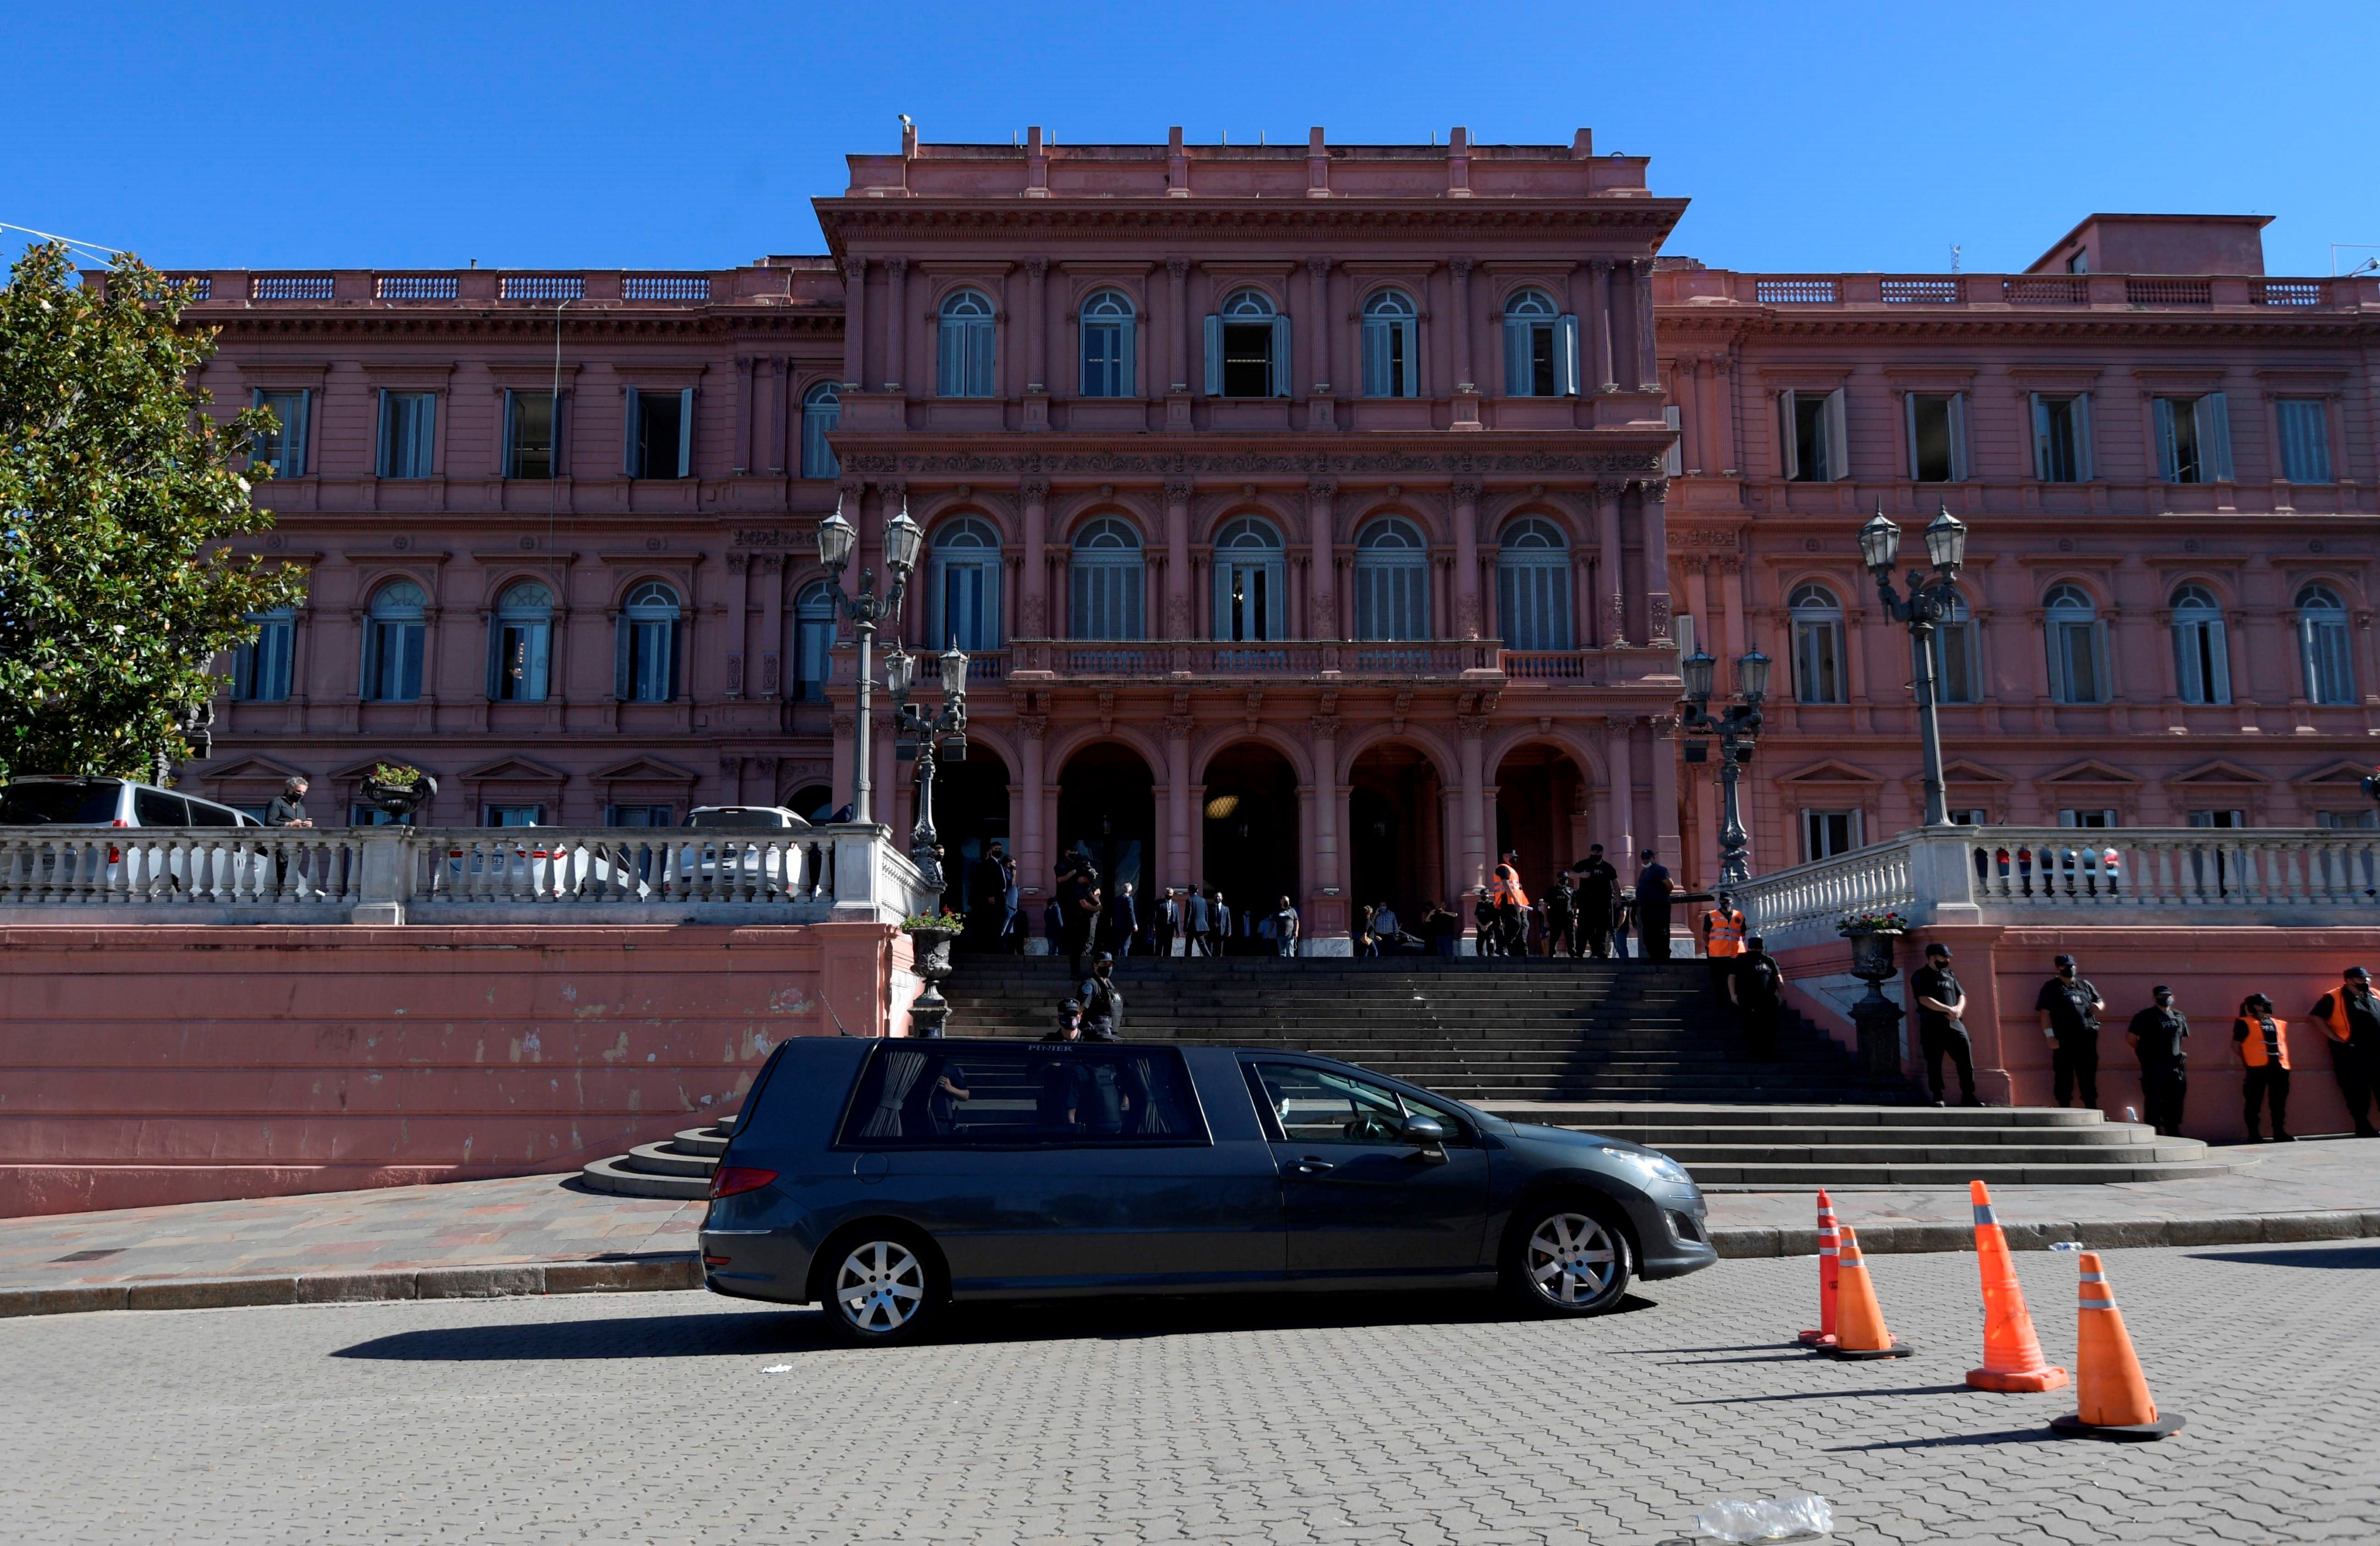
[929,516,1003,651]
[1212,516,1286,643]
[936,288,996,398]
[1789,583,1845,704]
[2044,584,2108,704]
[791,580,838,702]
[489,581,553,702]
[2297,584,2355,705]
[362,580,426,703]
[1069,517,1145,641]
[1502,287,1578,398]
[232,605,296,702]
[1078,289,1137,399]
[2170,584,2230,706]
[616,581,681,702]
[1360,289,1418,399]
[1495,517,1572,651]
[1353,518,1430,641]
[1930,589,1981,704]
[799,381,840,479]
[1205,288,1288,399]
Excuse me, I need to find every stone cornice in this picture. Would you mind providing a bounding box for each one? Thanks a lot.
[192,308,845,342]
[1656,305,2375,346]
[835,443,1664,479]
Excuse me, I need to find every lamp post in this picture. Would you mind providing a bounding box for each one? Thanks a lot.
[1860,504,1969,828]
[814,492,924,826]
[890,641,970,892]
[1678,647,1770,888]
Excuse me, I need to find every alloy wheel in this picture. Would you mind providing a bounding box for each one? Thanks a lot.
[833,1239,927,1334]
[1525,1212,1619,1306]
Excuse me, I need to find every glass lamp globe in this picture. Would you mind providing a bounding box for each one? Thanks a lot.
[882,503,924,575]
[1924,505,1969,573]
[939,643,969,697]
[1857,508,1902,575]
[814,500,856,571]
[1680,649,1716,702]
[882,645,916,698]
[1736,647,1773,702]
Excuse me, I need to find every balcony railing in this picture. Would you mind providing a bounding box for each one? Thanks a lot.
[1690,272,2357,313]
[1001,638,1509,679]
[1734,825,2380,952]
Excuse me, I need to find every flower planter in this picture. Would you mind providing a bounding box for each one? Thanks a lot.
[361,773,437,824]
[1846,929,1899,982]
[903,925,961,1038]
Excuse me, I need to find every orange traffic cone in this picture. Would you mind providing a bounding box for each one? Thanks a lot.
[1821,1226,1912,1359]
[1965,1181,2068,1392]
[1795,1190,1839,1347]
[2051,1252,2185,1440]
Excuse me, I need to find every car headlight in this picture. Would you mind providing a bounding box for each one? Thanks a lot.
[1598,1145,1694,1186]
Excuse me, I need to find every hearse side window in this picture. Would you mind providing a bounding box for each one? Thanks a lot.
[1243,1060,1475,1147]
[840,1045,1207,1146]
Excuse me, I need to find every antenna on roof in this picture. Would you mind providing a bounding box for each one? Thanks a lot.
[1951,244,1962,273]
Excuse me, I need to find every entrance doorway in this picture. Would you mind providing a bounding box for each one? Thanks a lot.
[1349,742,1445,934]
[1493,743,1589,901]
[1201,741,1299,949]
[928,748,1011,946]
[1056,742,1156,904]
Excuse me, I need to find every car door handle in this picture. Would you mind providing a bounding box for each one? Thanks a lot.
[1291,1158,1336,1175]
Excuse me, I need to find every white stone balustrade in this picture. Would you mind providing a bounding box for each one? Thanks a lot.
[1735,826,2380,952]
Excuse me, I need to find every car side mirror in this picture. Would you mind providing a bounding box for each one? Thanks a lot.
[1400,1115,1448,1159]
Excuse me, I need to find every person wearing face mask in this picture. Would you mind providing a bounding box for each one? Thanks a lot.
[1078,952,1123,1041]
[2233,993,2294,1142]
[2035,953,2106,1110]
[2126,985,2191,1137]
[2309,965,2380,1138]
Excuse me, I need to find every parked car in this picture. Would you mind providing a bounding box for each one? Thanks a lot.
[701,1038,1714,1344]
[0,775,268,894]
[688,805,809,830]
[0,775,262,829]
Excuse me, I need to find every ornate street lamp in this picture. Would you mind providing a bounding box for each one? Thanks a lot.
[894,640,971,893]
[1863,502,1968,828]
[1678,646,1769,887]
[813,492,921,826]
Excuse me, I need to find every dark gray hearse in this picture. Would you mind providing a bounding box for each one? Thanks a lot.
[701,1037,1715,1343]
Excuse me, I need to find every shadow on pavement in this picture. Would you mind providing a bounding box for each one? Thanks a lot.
[1677,1384,1974,1404]
[333,1288,1659,1362]
[1827,1429,2064,1451]
[2186,1243,2380,1270]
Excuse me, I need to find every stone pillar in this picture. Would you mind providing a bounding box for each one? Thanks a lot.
[1608,716,1637,861]
[726,552,751,698]
[1018,712,1048,890]
[1164,478,1193,637]
[1640,479,1672,644]
[1020,479,1049,637]
[1596,480,1628,646]
[1167,257,1190,393]
[762,358,787,474]
[882,258,907,394]
[1631,258,1660,392]
[1589,258,1617,393]
[1306,257,1332,394]
[1452,480,1481,639]
[1650,712,1682,879]
[1448,258,1476,391]
[733,358,755,475]
[1438,783,1464,946]
[757,554,785,705]
[841,259,866,388]
[1165,711,1193,899]
[1307,478,1337,638]
[1024,257,1048,393]
[831,709,857,811]
[1457,712,1488,904]
[1309,708,1341,941]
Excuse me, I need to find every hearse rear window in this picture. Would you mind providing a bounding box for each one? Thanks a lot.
[839,1045,1209,1147]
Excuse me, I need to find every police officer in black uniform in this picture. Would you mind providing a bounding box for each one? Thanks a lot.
[1077,952,1123,1041]
[2035,953,2106,1110]
[1911,941,1979,1107]
[2126,985,2191,1137]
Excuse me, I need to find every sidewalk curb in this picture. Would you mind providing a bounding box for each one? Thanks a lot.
[1709,1207,2380,1258]
[0,1255,703,1319]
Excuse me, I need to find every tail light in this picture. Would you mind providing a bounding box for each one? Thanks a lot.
[111,818,129,828]
[107,846,121,864]
[710,1166,777,1199]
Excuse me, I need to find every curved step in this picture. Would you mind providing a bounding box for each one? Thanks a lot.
[668,1127,730,1157]
[579,1154,710,1200]
[622,1140,714,1177]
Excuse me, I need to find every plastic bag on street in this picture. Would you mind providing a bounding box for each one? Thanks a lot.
[1694,1494,1834,1542]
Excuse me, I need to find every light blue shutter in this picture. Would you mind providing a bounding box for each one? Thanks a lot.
[1778,391,1799,479]
[1949,393,1969,481]
[623,388,641,475]
[1202,314,1223,397]
[292,390,310,475]
[1504,318,1531,396]
[2197,393,2232,481]
[2031,395,2052,479]
[1360,319,1388,398]
[938,318,960,396]
[614,616,632,700]
[2153,399,2179,480]
[2073,395,2092,481]
[1399,317,1418,398]
[676,389,693,478]
[1269,315,1292,397]
[1122,315,1138,398]
[1554,314,1580,396]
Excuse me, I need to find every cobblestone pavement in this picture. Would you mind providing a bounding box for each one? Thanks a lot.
[4,1239,2373,1544]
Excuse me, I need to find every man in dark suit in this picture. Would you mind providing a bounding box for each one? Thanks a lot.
[1634,849,1676,960]
[1106,882,1141,958]
[1570,846,1619,959]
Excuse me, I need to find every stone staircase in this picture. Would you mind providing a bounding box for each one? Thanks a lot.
[1478,1102,2234,1187]
[579,1114,737,1200]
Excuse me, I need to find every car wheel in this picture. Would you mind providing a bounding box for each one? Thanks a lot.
[820,1230,943,1345]
[1505,1200,1633,1316]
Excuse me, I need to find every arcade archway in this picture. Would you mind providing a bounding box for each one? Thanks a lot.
[1056,742,1156,905]
[929,747,1011,943]
[1493,743,1590,901]
[1201,741,1299,948]
[1348,741,1447,928]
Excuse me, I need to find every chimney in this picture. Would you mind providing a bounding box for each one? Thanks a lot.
[1168,125,1190,197]
[1026,126,1049,198]
[1306,126,1330,198]
[1570,127,1593,159]
[1447,127,1471,197]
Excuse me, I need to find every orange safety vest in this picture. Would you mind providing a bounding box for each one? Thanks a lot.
[2236,1016,2293,1070]
[1490,866,1530,908]
[1705,908,1746,957]
[2317,990,2363,1043]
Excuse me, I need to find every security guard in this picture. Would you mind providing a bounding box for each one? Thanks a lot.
[2125,985,2190,1137]
[2309,965,2380,1138]
[1077,953,1124,1041]
[2232,992,2294,1142]
[1911,941,1979,1107]
[2035,953,2106,1110]
[1701,890,1747,992]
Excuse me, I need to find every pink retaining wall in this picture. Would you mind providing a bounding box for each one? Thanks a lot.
[1780,927,2372,1140]
[0,922,912,1218]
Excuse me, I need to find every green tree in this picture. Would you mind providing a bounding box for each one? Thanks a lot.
[0,242,301,783]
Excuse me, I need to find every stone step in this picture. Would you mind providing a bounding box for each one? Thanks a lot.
[1562,1122,2154,1147]
[1682,1160,2240,1187]
[578,1154,710,1200]
[667,1128,729,1157]
[623,1140,713,1178]
[1480,1102,2116,1127]
[1647,1141,2208,1166]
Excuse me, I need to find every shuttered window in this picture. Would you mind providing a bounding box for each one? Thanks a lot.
[1495,517,1571,650]
[1353,519,1429,641]
[1069,517,1145,641]
[1359,289,1419,398]
[937,289,996,398]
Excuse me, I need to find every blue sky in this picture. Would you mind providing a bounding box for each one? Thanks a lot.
[8,0,2372,277]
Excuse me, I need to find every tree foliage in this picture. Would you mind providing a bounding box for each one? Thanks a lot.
[0,242,301,782]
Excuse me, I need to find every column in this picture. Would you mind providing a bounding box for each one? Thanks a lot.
[830,709,856,811]
[1024,257,1048,392]
[1309,708,1341,931]
[1650,714,1682,877]
[1596,480,1628,646]
[726,552,751,698]
[1452,480,1481,639]
[881,258,906,394]
[1571,546,1595,653]
[758,554,785,701]
[1589,258,1617,393]
[841,259,866,388]
[1631,258,1660,391]
[762,358,786,474]
[1448,258,1476,391]
[1457,712,1488,904]
[733,358,754,475]
[1714,555,1743,673]
[1641,478,1672,644]
[1018,713,1048,890]
[1607,717,1637,860]
[1020,478,1049,636]
[1306,257,1332,394]
[1438,784,1463,943]
[1167,257,1190,392]
[1165,479,1193,637]
[1307,478,1337,638]
[1165,712,1193,901]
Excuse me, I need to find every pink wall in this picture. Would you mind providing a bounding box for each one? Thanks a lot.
[0,920,910,1218]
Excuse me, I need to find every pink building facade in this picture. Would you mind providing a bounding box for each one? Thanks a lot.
[161,130,2380,948]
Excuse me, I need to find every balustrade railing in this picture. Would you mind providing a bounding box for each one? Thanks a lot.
[1003,638,1506,678]
[0,828,365,909]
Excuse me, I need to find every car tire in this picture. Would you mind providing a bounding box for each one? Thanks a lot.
[1503,1197,1634,1317]
[817,1228,945,1346]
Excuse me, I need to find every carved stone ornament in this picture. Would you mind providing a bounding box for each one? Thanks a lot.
[1456,715,1489,742]
[830,712,857,736]
[1018,713,1048,740]
[1163,478,1194,502]
[840,451,1663,479]
[1019,477,1051,500]
[1164,715,1196,741]
[1449,480,1483,504]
